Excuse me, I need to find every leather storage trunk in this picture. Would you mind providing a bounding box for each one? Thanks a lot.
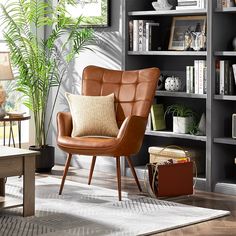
[148,161,193,198]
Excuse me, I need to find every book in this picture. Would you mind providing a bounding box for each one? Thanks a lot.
[203,66,207,94]
[218,60,230,95]
[150,104,166,131]
[233,64,236,85]
[219,60,225,94]
[177,0,205,8]
[176,6,201,10]
[138,20,145,51]
[194,60,199,94]
[138,20,144,51]
[229,67,235,95]
[198,60,206,94]
[186,66,191,93]
[224,60,229,95]
[133,20,139,51]
[146,22,161,51]
[215,60,220,94]
[190,66,195,93]
[178,1,199,6]
[128,20,133,51]
[146,113,152,131]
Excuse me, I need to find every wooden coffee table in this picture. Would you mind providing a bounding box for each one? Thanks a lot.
[0,146,39,217]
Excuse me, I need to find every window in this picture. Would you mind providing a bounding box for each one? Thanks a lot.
[0,1,29,146]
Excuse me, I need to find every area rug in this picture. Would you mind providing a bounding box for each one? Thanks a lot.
[0,176,230,236]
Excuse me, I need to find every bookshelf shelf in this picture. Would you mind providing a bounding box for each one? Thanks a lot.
[145,130,207,142]
[128,51,207,56]
[156,91,207,99]
[214,95,236,101]
[215,51,236,56]
[215,7,236,13]
[128,9,207,16]
[214,137,236,145]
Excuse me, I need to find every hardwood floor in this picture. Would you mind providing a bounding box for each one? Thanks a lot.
[40,165,236,236]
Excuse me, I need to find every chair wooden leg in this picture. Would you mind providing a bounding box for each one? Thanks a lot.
[116,157,122,201]
[126,156,142,192]
[59,153,72,195]
[88,156,96,185]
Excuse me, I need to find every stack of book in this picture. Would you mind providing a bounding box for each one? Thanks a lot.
[150,104,166,131]
[176,0,206,10]
[217,0,235,9]
[186,60,207,94]
[215,60,236,95]
[129,20,161,52]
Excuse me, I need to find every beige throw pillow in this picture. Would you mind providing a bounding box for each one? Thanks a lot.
[65,93,119,137]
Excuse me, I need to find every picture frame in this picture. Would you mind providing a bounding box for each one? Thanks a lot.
[65,0,110,27]
[168,16,207,51]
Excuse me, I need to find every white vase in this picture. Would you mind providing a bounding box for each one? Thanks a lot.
[173,116,192,134]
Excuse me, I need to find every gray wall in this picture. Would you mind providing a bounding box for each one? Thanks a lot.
[49,0,124,173]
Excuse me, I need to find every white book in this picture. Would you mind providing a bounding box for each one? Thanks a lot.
[178,0,199,2]
[220,60,225,95]
[138,20,144,51]
[133,20,139,52]
[190,66,195,93]
[203,66,207,94]
[194,60,199,94]
[198,60,206,94]
[186,66,191,93]
[178,1,198,6]
[146,23,150,51]
[176,0,204,9]
[176,6,201,10]
[232,64,236,85]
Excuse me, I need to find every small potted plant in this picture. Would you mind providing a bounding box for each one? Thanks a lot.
[165,104,196,134]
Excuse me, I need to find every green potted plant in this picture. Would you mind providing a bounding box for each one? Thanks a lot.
[165,104,196,134]
[0,0,93,172]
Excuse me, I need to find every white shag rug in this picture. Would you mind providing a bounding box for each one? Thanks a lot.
[0,176,230,236]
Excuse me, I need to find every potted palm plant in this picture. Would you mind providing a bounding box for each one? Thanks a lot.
[0,0,93,172]
[165,104,196,134]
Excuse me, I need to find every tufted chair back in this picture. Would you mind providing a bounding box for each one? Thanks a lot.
[82,66,160,127]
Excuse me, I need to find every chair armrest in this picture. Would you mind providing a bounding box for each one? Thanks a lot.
[57,112,73,137]
[117,115,147,155]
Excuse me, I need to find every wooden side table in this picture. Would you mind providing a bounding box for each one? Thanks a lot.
[0,146,39,217]
[0,115,30,148]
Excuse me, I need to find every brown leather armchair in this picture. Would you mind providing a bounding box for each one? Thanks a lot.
[57,65,160,200]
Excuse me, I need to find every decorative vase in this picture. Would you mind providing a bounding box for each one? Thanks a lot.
[165,76,183,91]
[30,145,55,173]
[173,116,193,134]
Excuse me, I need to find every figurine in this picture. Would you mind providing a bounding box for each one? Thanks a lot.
[152,0,173,11]
[184,27,194,51]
